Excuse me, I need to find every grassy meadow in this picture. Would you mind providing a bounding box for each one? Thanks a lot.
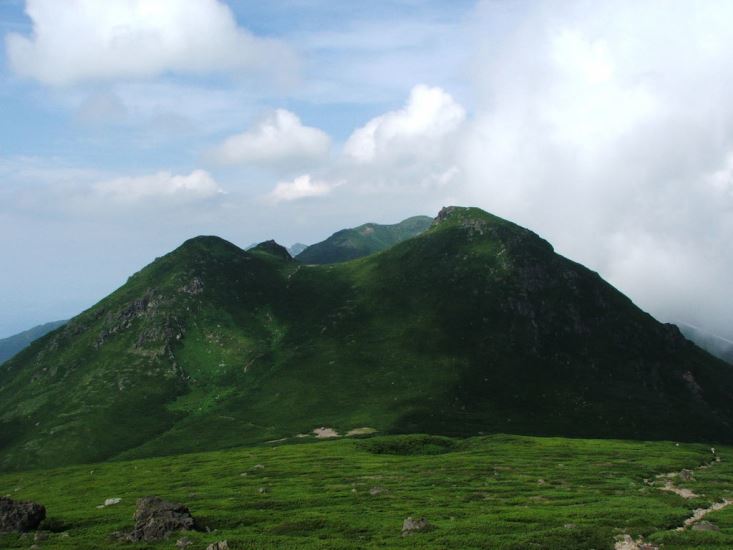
[2,433,733,549]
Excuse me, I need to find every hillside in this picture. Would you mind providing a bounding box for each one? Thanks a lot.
[0,320,66,364]
[294,215,432,264]
[1,206,732,471]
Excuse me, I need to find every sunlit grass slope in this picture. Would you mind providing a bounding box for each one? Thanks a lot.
[2,435,733,549]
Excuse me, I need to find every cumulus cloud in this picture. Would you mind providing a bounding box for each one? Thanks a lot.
[459,0,733,337]
[208,109,331,167]
[6,0,297,86]
[94,169,224,202]
[265,174,335,203]
[344,84,465,163]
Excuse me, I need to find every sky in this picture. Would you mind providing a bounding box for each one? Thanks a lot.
[0,0,731,341]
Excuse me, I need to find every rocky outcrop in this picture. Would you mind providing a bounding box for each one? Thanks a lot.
[116,497,195,542]
[401,516,431,536]
[0,496,46,532]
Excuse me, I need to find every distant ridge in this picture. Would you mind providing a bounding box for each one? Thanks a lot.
[0,320,66,365]
[678,322,733,364]
[295,215,432,264]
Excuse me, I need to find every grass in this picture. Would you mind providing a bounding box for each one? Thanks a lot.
[2,433,733,549]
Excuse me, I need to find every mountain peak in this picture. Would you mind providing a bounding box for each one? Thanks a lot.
[433,205,503,225]
[176,235,242,255]
[250,239,292,260]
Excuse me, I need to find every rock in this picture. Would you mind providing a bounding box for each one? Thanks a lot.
[206,541,229,550]
[563,523,576,529]
[614,534,659,550]
[258,487,268,494]
[33,531,49,541]
[678,469,695,482]
[179,277,204,295]
[104,497,122,507]
[401,516,432,536]
[369,486,387,496]
[116,496,195,542]
[692,520,720,531]
[176,537,193,548]
[434,206,458,225]
[0,496,46,533]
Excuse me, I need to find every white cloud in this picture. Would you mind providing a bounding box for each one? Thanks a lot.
[266,174,335,203]
[6,0,297,86]
[94,169,224,202]
[208,109,331,166]
[459,0,733,338]
[344,84,465,163]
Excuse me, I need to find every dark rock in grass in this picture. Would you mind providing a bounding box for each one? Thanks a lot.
[206,541,229,550]
[0,496,46,532]
[678,469,695,482]
[692,520,720,532]
[401,517,432,536]
[116,496,195,542]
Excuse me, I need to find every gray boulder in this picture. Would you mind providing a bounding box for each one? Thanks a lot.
[206,541,229,550]
[678,469,695,482]
[401,516,432,536]
[0,496,46,533]
[117,496,195,542]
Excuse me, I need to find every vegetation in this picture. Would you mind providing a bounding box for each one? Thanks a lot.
[2,434,733,549]
[1,206,732,471]
[294,215,432,264]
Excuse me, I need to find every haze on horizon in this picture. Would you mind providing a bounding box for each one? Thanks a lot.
[1,0,731,341]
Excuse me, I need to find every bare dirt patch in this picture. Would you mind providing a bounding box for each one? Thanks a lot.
[313,427,339,439]
[346,427,377,436]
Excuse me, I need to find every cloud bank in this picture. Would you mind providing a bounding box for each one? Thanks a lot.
[94,169,223,202]
[459,0,733,337]
[6,0,297,85]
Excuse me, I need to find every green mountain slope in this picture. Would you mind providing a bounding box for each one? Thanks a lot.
[0,320,66,364]
[295,215,432,264]
[1,206,732,471]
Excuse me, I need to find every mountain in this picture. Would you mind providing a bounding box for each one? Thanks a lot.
[0,320,67,365]
[287,243,308,257]
[294,215,432,264]
[1,206,732,471]
[678,322,733,364]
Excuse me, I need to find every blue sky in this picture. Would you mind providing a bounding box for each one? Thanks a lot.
[1,0,732,341]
